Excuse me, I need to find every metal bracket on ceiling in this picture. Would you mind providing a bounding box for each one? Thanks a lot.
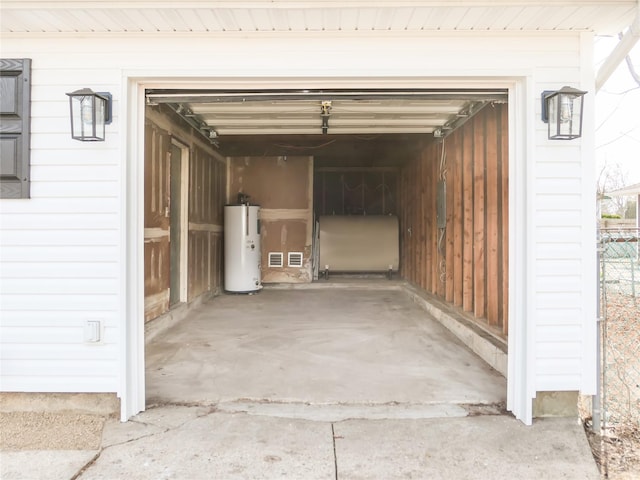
[435,100,502,140]
[321,101,332,135]
[165,103,219,147]
[145,89,509,104]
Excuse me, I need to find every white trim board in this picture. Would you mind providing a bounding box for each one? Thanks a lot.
[121,74,530,425]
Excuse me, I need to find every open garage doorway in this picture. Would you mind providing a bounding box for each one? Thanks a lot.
[140,86,510,413]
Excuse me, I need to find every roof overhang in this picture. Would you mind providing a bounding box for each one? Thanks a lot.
[1,1,637,34]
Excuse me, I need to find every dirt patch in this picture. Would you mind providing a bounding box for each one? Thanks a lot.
[584,268,640,479]
[0,412,105,450]
[584,423,640,479]
[463,402,506,416]
[602,293,640,427]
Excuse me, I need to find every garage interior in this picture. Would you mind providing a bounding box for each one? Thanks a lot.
[143,88,509,409]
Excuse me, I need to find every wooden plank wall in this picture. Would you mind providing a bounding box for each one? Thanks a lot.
[144,121,171,321]
[188,147,226,301]
[313,168,398,216]
[144,106,226,323]
[228,156,313,283]
[399,103,509,335]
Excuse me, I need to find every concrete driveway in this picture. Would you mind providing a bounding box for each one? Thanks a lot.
[2,404,599,479]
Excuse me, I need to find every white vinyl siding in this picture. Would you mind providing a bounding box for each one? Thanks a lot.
[0,30,596,421]
[531,33,596,397]
[0,47,120,393]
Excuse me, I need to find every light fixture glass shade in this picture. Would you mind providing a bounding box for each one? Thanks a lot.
[545,86,587,140]
[66,88,108,141]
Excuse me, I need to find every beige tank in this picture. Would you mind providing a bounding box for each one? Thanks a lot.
[319,215,399,273]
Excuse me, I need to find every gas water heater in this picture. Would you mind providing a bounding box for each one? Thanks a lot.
[224,204,262,293]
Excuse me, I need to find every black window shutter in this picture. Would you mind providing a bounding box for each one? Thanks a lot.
[0,58,31,199]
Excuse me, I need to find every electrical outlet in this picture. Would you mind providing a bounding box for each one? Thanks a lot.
[84,320,102,343]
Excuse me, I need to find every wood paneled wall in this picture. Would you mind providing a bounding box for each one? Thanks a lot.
[228,156,313,283]
[314,168,398,217]
[399,103,508,335]
[144,106,226,323]
[144,121,171,321]
[188,147,226,300]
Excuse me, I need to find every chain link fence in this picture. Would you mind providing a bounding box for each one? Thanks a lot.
[590,227,640,477]
[600,228,640,428]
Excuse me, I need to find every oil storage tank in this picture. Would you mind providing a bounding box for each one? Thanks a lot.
[224,204,262,293]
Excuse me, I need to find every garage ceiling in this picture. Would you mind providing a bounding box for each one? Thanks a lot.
[145,89,508,164]
[183,97,465,136]
[146,89,507,139]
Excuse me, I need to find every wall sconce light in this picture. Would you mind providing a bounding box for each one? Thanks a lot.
[66,88,112,141]
[541,86,587,140]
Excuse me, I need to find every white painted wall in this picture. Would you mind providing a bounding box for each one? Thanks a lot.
[0,31,596,423]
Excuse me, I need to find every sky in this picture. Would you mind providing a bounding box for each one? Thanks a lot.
[594,35,640,188]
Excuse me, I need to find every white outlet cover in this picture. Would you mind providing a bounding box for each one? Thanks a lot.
[84,320,102,343]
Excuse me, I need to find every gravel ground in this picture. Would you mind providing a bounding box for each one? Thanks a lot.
[0,412,105,450]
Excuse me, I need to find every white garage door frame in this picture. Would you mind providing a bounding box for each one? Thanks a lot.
[119,74,534,424]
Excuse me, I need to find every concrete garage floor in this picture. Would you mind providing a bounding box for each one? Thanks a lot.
[146,286,506,413]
